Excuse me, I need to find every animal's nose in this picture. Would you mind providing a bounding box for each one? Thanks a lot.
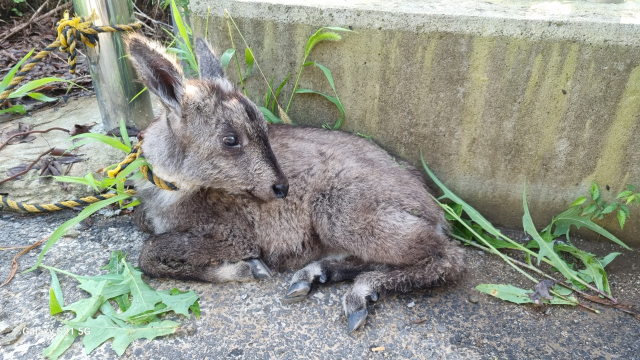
[272,183,289,199]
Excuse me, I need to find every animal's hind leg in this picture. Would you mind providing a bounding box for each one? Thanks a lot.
[283,256,386,303]
[343,242,465,332]
[138,230,272,283]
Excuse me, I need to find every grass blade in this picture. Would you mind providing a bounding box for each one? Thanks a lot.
[220,49,235,70]
[0,48,34,93]
[68,133,130,153]
[119,119,131,149]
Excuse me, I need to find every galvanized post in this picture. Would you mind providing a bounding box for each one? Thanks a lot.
[72,0,154,131]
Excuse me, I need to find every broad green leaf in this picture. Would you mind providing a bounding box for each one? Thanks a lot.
[26,92,57,102]
[100,251,127,273]
[570,196,587,207]
[220,49,235,69]
[600,252,621,268]
[602,202,618,214]
[555,244,610,294]
[62,281,107,320]
[627,184,636,191]
[26,194,132,272]
[258,106,282,124]
[117,260,162,320]
[523,181,578,282]
[617,190,633,199]
[49,269,64,315]
[590,181,600,201]
[244,48,254,78]
[581,203,597,216]
[128,290,199,323]
[77,279,129,300]
[0,48,34,93]
[0,104,26,114]
[305,30,342,58]
[67,133,130,153]
[548,295,578,305]
[49,288,63,315]
[43,330,79,360]
[553,284,573,296]
[620,204,630,217]
[476,284,533,304]
[65,315,178,356]
[551,206,630,250]
[618,209,626,230]
[119,119,131,149]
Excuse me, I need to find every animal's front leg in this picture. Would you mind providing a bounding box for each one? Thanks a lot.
[138,230,271,282]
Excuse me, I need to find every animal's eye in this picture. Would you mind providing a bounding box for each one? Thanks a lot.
[222,135,240,147]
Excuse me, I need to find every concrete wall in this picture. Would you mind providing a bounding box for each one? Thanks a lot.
[190,0,640,246]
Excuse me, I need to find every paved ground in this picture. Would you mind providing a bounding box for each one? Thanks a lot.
[0,210,639,360]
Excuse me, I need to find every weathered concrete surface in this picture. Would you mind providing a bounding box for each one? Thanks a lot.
[190,0,640,245]
[0,96,161,209]
[1,212,639,359]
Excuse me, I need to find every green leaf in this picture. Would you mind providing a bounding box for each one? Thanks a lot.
[43,330,79,360]
[0,104,26,114]
[618,209,626,230]
[305,30,342,58]
[602,202,618,214]
[77,279,129,300]
[581,203,597,216]
[171,0,192,55]
[0,48,34,93]
[129,87,147,103]
[555,244,610,294]
[128,290,199,323]
[590,181,600,201]
[552,284,573,296]
[65,315,178,356]
[600,252,621,268]
[243,48,254,78]
[100,251,127,273]
[26,194,132,272]
[117,260,162,321]
[271,73,291,112]
[26,92,57,102]
[616,190,633,199]
[476,284,534,304]
[119,119,131,149]
[570,196,587,207]
[258,106,282,124]
[627,184,636,192]
[67,133,130,153]
[220,49,235,70]
[9,77,80,98]
[265,76,273,107]
[295,88,345,129]
[551,206,630,250]
[49,269,64,315]
[523,181,579,282]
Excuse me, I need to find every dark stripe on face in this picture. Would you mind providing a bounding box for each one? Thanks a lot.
[237,95,262,124]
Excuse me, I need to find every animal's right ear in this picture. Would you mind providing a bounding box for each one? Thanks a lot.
[195,38,225,80]
[126,34,184,115]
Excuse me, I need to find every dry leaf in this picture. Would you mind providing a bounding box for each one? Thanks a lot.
[0,237,47,288]
[6,164,30,180]
[1,122,35,144]
[69,122,97,136]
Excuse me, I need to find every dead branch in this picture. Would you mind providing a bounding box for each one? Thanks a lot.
[0,1,72,44]
[0,236,48,288]
[0,127,69,152]
[0,147,53,185]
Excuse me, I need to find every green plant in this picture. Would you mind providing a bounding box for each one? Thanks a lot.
[26,120,146,272]
[223,11,351,128]
[1,50,82,114]
[163,0,198,77]
[421,154,631,312]
[42,251,199,359]
[570,181,639,230]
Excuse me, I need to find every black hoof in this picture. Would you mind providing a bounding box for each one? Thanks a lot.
[247,259,272,280]
[283,281,311,303]
[347,308,368,332]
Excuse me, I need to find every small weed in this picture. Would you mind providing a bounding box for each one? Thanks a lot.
[42,251,199,359]
[1,50,83,115]
[571,181,639,230]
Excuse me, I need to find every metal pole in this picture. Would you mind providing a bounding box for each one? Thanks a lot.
[72,0,154,131]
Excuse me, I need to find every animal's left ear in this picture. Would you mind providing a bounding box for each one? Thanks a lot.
[195,38,225,80]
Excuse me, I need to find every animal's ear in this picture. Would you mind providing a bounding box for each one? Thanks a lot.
[195,38,225,80]
[126,34,184,115]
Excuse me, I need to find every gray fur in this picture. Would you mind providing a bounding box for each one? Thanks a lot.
[126,35,465,331]
[195,38,225,80]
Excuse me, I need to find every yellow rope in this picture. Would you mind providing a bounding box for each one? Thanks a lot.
[0,190,136,213]
[107,141,179,191]
[0,10,142,101]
